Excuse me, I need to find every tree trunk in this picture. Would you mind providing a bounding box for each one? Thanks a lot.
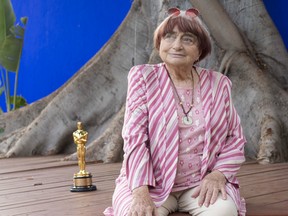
[0,0,287,164]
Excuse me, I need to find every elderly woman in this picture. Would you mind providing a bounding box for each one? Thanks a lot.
[104,7,246,216]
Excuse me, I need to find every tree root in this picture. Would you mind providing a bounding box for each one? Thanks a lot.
[257,115,287,164]
[64,105,125,163]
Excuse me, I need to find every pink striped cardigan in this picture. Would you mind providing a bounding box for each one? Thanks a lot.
[104,63,246,216]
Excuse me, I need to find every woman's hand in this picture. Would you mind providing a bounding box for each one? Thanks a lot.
[192,170,227,207]
[128,186,158,216]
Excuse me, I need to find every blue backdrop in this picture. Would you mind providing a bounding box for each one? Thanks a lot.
[0,0,287,111]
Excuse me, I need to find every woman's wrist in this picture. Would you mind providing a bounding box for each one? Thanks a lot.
[211,170,227,182]
[132,185,149,196]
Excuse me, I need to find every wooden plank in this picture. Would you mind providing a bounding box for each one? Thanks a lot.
[245,203,288,216]
[240,178,288,196]
[0,156,288,216]
[237,162,288,176]
[0,156,119,216]
[239,162,288,216]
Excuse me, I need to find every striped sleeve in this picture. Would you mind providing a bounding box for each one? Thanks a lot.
[213,76,246,183]
[122,65,156,191]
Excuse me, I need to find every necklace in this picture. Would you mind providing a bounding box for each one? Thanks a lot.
[168,70,194,125]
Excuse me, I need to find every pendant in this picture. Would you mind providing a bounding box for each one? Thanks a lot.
[182,116,193,125]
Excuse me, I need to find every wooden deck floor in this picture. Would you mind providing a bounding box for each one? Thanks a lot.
[0,156,287,216]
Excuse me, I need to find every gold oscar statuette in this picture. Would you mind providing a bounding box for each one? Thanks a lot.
[70,122,97,192]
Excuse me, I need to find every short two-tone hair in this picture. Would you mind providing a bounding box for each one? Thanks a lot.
[153,12,211,62]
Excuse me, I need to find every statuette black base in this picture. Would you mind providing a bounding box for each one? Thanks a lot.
[70,174,97,192]
[70,185,97,192]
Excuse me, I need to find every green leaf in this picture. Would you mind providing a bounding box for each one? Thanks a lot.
[10,18,27,39]
[10,25,25,38]
[0,85,4,95]
[0,35,22,72]
[9,95,27,110]
[21,17,28,25]
[0,0,16,46]
[0,13,27,73]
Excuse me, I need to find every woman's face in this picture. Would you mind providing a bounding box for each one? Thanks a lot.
[159,26,200,68]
